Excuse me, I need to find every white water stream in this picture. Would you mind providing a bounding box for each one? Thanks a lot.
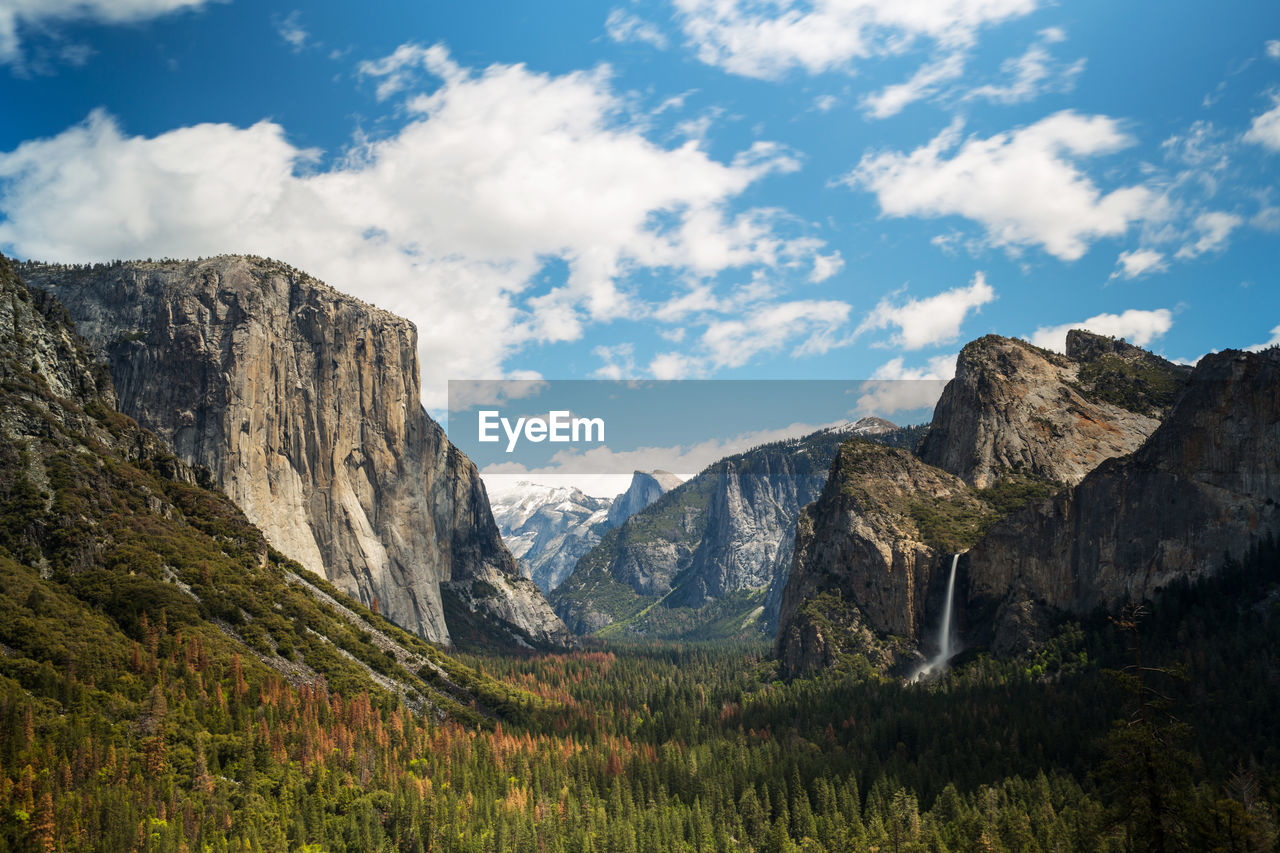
[911,553,960,681]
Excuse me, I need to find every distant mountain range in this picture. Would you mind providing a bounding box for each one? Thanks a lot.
[550,418,927,641]
[489,470,682,594]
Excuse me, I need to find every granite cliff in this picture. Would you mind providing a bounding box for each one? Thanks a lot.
[777,332,1197,675]
[604,470,683,529]
[918,331,1188,488]
[0,252,527,720]
[23,256,569,649]
[775,441,991,677]
[966,347,1280,652]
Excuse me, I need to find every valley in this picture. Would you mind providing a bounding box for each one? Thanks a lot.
[1,252,1277,851]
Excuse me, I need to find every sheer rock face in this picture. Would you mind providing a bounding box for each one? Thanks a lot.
[918,333,1180,488]
[604,471,682,529]
[966,348,1280,652]
[24,256,569,648]
[775,441,981,677]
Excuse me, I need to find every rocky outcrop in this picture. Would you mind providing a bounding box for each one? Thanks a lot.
[23,256,570,649]
[552,421,927,639]
[966,348,1280,652]
[491,483,613,593]
[775,440,988,677]
[604,470,682,529]
[918,332,1185,488]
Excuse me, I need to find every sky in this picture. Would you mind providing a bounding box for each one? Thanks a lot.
[1,0,1279,494]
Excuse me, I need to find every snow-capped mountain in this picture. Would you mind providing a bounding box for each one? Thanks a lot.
[490,483,613,593]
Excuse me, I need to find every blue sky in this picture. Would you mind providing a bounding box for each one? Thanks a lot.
[2,0,1279,427]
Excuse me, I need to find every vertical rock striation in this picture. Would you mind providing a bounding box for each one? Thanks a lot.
[24,256,569,648]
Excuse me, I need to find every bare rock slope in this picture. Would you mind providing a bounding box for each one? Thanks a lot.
[918,332,1187,488]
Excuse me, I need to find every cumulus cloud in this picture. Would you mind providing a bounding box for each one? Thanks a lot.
[846,111,1154,260]
[1267,40,1280,60]
[856,271,995,349]
[700,299,854,367]
[853,353,957,415]
[673,0,1039,80]
[643,293,857,378]
[0,0,218,64]
[1110,248,1167,280]
[1243,97,1280,152]
[809,251,844,282]
[606,9,669,49]
[0,47,832,407]
[1027,308,1173,353]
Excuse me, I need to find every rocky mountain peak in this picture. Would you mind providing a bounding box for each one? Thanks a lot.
[775,439,986,677]
[918,333,1178,488]
[490,482,613,593]
[604,470,682,529]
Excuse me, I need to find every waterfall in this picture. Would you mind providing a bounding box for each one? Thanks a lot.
[912,553,960,681]
[936,552,959,663]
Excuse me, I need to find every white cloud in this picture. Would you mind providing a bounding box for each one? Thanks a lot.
[1110,248,1167,280]
[0,0,218,64]
[275,10,309,52]
[649,350,704,379]
[813,94,839,112]
[964,36,1084,104]
[700,299,854,367]
[853,353,957,415]
[591,343,638,380]
[673,0,1039,80]
[1027,308,1173,353]
[847,111,1154,260]
[1246,324,1280,352]
[856,271,995,349]
[1175,210,1243,259]
[0,48,830,407]
[861,53,966,118]
[1266,40,1280,60]
[357,42,456,101]
[1243,98,1280,152]
[606,9,669,49]
[1160,120,1231,171]
[809,251,844,282]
